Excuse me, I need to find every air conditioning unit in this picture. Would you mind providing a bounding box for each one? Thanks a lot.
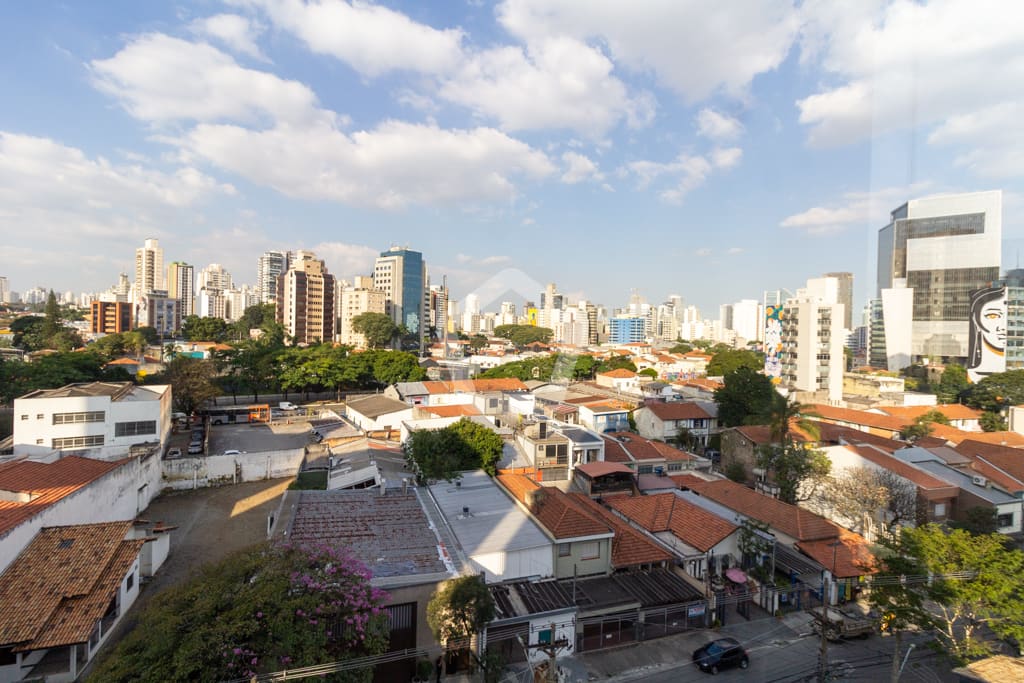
[972,475,987,487]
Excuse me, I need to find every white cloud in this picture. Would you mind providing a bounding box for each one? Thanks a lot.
[727,247,744,255]
[626,145,741,204]
[696,108,744,141]
[236,0,464,77]
[0,131,233,210]
[561,151,603,184]
[695,247,712,257]
[90,33,324,125]
[190,13,268,61]
[176,120,555,209]
[497,0,799,101]
[438,36,654,137]
[780,183,932,235]
[308,241,379,280]
[0,132,235,290]
[796,0,1024,176]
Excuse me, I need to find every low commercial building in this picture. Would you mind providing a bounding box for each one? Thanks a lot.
[12,382,170,461]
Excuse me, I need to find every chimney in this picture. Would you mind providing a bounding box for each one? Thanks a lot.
[379,478,386,496]
[402,478,409,495]
[539,421,547,439]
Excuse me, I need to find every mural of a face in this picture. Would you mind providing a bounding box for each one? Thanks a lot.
[978,296,1007,350]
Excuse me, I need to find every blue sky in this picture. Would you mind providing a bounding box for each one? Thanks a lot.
[1,0,1021,318]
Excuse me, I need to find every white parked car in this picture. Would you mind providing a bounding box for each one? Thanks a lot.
[223,449,243,455]
[279,401,299,411]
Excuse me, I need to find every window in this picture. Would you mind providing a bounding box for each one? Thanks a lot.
[126,572,134,591]
[35,439,43,445]
[52,435,104,449]
[53,411,105,425]
[20,414,27,421]
[0,646,16,666]
[115,420,157,437]
[638,464,653,474]
[933,503,946,517]
[997,513,1014,528]
[580,542,600,560]
[558,543,571,557]
[36,414,44,420]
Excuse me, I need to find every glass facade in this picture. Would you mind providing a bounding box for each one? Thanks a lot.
[908,267,1000,321]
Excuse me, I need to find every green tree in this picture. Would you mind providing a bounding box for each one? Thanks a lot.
[351,312,399,349]
[766,394,819,443]
[10,315,45,351]
[165,356,222,415]
[181,315,229,342]
[595,355,637,374]
[638,367,658,378]
[371,350,427,386]
[405,418,504,481]
[951,506,1000,535]
[572,355,599,380]
[963,369,1024,412]
[0,350,118,404]
[871,525,1024,664]
[469,334,488,352]
[134,325,160,345]
[936,364,969,403]
[668,342,693,354]
[706,348,764,377]
[737,518,773,572]
[493,324,553,347]
[755,441,830,505]
[980,410,1007,432]
[899,410,949,442]
[480,355,557,381]
[714,366,775,428]
[40,291,62,340]
[427,575,496,664]
[88,541,389,682]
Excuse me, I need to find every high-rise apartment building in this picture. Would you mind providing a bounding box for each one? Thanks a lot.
[338,277,386,348]
[0,276,8,304]
[779,278,845,403]
[373,247,426,350]
[823,272,854,330]
[876,191,1002,370]
[276,253,336,344]
[134,239,164,304]
[138,290,178,337]
[199,263,233,291]
[429,284,449,337]
[166,262,194,324]
[257,251,289,304]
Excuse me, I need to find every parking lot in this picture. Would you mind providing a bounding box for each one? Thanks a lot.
[207,421,312,455]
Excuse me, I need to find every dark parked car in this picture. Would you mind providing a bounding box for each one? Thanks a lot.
[693,637,748,674]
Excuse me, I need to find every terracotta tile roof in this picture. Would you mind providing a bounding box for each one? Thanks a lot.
[105,357,139,366]
[496,475,611,540]
[879,405,983,421]
[680,479,839,542]
[846,445,960,494]
[815,423,902,453]
[641,402,712,421]
[567,494,674,568]
[575,462,634,478]
[0,522,142,650]
[597,368,637,379]
[421,381,453,394]
[577,399,632,412]
[681,378,723,390]
[601,439,632,463]
[806,404,910,431]
[682,351,712,360]
[606,494,737,552]
[948,431,1024,447]
[602,433,695,462]
[963,458,1024,494]
[0,457,127,537]
[732,423,812,445]
[450,378,529,393]
[955,440,1024,487]
[797,529,877,578]
[422,404,482,417]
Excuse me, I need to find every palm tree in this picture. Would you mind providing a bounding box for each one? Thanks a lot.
[767,393,819,444]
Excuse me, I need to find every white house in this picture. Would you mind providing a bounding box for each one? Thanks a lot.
[594,369,641,394]
[633,401,717,444]
[343,395,415,434]
[0,453,164,575]
[12,382,171,461]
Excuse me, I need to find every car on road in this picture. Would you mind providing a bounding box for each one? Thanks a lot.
[279,401,298,411]
[693,637,749,674]
[187,442,203,455]
[166,447,182,459]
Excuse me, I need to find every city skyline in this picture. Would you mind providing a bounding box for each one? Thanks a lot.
[2,1,1023,314]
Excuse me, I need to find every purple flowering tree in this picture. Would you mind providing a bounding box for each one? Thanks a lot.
[88,540,390,682]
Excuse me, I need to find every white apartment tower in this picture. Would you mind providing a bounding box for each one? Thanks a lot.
[134,238,164,304]
[338,276,386,348]
[199,263,233,291]
[166,262,194,320]
[257,250,289,304]
[779,277,845,403]
[876,191,1002,370]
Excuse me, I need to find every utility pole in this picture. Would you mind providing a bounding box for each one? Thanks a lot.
[817,575,830,683]
[531,621,569,683]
